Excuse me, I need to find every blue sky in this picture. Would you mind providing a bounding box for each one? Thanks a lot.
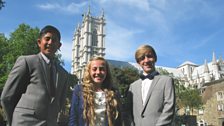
[1,0,224,72]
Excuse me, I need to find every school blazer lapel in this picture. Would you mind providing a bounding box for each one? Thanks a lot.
[137,80,144,110]
[38,53,52,97]
[131,79,144,114]
[55,64,61,94]
[55,64,65,97]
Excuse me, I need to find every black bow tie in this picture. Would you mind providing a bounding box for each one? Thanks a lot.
[140,71,159,80]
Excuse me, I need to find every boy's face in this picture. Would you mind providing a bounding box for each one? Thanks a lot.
[37,32,61,58]
[138,50,156,74]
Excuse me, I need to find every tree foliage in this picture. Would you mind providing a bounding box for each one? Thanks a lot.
[156,67,203,115]
[0,24,40,92]
[109,66,139,107]
[67,74,78,99]
[0,34,8,91]
[178,87,203,115]
[156,67,171,76]
[8,23,39,56]
[110,66,139,97]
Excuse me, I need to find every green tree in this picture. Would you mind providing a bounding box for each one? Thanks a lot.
[110,66,139,108]
[61,73,78,122]
[0,24,40,92]
[110,66,139,97]
[157,67,171,76]
[0,33,8,91]
[8,23,39,56]
[178,87,202,115]
[67,73,78,99]
[156,67,203,115]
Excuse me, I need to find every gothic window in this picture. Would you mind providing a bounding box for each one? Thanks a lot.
[217,104,224,111]
[217,91,224,101]
[190,67,194,74]
[182,68,185,74]
[92,29,98,46]
[198,108,204,115]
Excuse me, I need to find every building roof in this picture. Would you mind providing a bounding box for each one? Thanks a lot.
[178,61,198,68]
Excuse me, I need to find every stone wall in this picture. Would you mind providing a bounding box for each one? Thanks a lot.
[198,79,224,126]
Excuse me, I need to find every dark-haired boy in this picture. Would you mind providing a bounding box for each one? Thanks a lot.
[1,25,69,126]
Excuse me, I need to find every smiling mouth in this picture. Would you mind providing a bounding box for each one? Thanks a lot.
[95,76,103,79]
[144,66,152,69]
[46,47,54,51]
[144,63,152,67]
[95,75,105,80]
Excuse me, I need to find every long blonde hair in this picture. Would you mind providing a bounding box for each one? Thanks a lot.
[82,56,119,126]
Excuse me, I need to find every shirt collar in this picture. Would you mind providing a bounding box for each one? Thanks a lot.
[40,52,50,64]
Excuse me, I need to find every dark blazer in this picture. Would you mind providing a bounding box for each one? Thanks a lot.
[69,84,84,126]
[127,75,175,126]
[69,84,122,126]
[1,53,69,126]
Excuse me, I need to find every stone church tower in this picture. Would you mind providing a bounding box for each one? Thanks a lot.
[71,8,106,79]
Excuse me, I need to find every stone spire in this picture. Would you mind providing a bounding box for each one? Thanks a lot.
[218,56,223,65]
[211,52,221,80]
[212,51,217,65]
[204,59,211,83]
[196,70,201,88]
[204,59,209,73]
[87,5,91,16]
[101,8,104,18]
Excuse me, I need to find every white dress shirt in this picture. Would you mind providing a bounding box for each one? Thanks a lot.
[141,78,153,105]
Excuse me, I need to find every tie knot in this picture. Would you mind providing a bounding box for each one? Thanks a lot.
[48,57,55,63]
[140,71,159,80]
[49,59,55,66]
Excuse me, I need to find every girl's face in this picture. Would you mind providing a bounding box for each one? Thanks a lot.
[90,60,107,86]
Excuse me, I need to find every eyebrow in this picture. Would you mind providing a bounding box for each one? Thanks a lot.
[92,66,105,68]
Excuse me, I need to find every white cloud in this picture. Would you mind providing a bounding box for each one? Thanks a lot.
[105,19,142,61]
[114,0,150,12]
[37,2,88,14]
[96,0,150,14]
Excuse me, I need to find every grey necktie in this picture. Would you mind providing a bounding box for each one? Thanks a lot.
[49,61,55,97]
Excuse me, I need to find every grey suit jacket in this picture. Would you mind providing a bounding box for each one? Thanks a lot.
[1,53,69,126]
[127,75,175,126]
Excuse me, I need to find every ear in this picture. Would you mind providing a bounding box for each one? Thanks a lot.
[37,39,41,47]
[57,42,62,50]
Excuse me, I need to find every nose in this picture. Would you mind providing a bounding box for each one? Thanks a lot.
[96,68,101,74]
[48,38,53,44]
[143,55,151,61]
